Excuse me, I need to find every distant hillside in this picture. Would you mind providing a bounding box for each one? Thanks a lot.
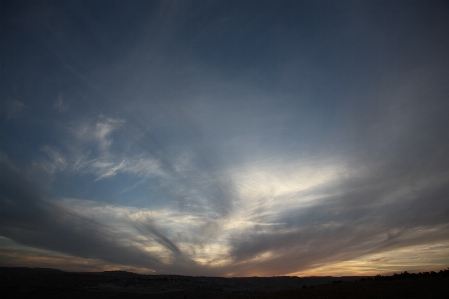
[1,267,448,298]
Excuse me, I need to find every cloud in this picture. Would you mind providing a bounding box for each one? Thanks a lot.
[31,116,166,182]
[71,116,125,150]
[39,146,67,174]
[0,155,227,275]
[1,0,449,277]
[220,70,449,276]
[0,158,167,272]
[3,100,28,120]
[4,60,448,276]
[0,236,154,273]
[53,92,69,113]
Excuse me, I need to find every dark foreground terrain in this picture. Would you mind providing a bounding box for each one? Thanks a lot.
[1,267,448,298]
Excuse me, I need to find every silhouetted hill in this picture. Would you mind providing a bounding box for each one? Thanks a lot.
[1,267,448,298]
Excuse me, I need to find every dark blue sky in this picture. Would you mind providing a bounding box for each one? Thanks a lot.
[1,0,449,276]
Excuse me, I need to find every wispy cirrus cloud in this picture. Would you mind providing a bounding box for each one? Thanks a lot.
[70,116,125,150]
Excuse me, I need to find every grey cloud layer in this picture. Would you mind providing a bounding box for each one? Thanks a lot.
[1,0,449,275]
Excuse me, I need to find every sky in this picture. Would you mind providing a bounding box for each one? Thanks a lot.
[1,0,449,277]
